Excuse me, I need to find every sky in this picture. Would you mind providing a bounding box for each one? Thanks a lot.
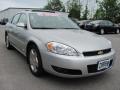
[0,0,97,12]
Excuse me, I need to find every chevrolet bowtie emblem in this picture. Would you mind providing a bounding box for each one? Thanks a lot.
[98,51,103,55]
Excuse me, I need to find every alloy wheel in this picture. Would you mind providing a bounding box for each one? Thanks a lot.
[116,29,120,34]
[29,49,39,73]
[100,29,104,35]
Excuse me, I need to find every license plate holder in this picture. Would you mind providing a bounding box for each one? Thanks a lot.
[98,60,110,71]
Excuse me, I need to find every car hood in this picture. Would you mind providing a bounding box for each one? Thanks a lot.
[31,29,111,52]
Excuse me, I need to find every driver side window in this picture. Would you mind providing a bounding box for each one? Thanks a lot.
[18,14,27,25]
[12,14,21,25]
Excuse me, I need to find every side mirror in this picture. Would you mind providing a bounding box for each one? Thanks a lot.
[16,23,27,29]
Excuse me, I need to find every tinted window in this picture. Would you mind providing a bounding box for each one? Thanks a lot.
[18,14,27,24]
[103,21,108,26]
[12,14,21,24]
[29,13,79,29]
[99,21,105,26]
[107,21,113,26]
[99,21,108,26]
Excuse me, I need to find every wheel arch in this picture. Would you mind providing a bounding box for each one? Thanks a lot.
[26,40,45,75]
[26,41,38,55]
[26,40,42,63]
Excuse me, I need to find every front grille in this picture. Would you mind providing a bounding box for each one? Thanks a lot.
[83,48,111,57]
[87,60,113,73]
[52,66,82,75]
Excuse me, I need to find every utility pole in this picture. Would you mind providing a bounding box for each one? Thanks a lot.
[78,0,81,19]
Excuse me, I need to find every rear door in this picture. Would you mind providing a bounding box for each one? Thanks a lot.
[100,21,112,31]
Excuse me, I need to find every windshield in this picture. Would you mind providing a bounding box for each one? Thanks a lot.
[29,12,80,29]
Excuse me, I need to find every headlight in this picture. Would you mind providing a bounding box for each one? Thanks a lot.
[47,42,79,56]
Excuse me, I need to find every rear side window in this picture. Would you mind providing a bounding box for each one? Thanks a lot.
[107,21,113,26]
[12,14,21,24]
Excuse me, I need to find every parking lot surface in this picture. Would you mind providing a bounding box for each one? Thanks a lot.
[0,25,120,90]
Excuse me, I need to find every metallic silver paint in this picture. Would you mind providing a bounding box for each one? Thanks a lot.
[5,11,115,78]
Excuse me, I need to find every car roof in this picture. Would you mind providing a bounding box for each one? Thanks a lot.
[90,20,109,23]
[78,20,91,23]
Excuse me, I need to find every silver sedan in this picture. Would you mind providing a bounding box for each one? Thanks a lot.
[5,10,115,78]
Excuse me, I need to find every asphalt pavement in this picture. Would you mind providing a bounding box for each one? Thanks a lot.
[0,25,120,90]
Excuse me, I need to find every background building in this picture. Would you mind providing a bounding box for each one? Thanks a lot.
[0,7,40,20]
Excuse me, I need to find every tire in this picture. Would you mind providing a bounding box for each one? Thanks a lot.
[100,29,105,35]
[115,29,120,34]
[27,44,44,77]
[5,34,13,49]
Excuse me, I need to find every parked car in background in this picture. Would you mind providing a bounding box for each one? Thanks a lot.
[0,18,8,25]
[85,20,120,34]
[77,20,92,29]
[5,10,115,78]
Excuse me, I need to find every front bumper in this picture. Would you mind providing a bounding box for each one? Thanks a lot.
[42,49,115,78]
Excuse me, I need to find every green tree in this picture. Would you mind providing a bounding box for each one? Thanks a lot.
[94,0,120,23]
[82,5,89,20]
[94,4,105,20]
[67,0,82,19]
[114,3,120,23]
[44,0,65,12]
